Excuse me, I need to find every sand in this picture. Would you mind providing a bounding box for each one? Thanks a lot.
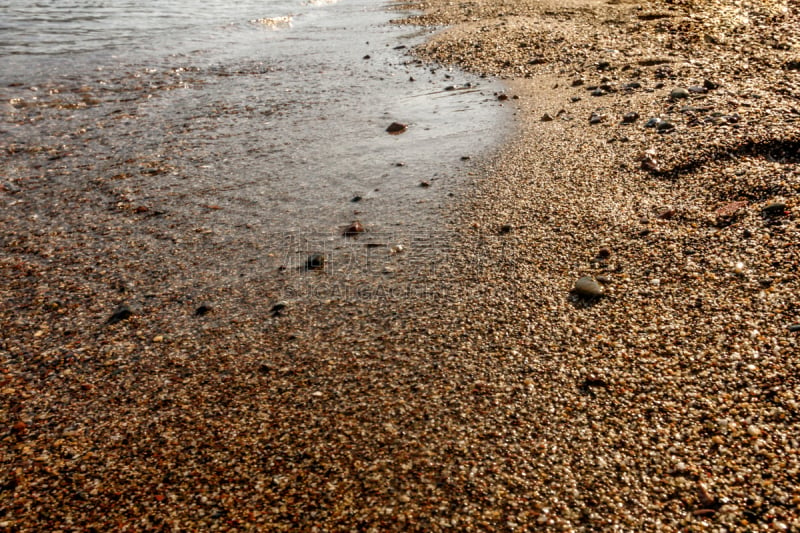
[2,0,799,530]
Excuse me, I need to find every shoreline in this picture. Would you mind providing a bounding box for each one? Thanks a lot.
[2,0,799,530]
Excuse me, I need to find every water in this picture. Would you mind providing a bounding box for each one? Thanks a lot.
[1,0,510,299]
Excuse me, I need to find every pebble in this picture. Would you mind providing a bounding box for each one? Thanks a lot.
[591,88,605,97]
[670,87,690,99]
[644,117,662,128]
[688,85,708,94]
[306,253,326,270]
[194,304,213,317]
[343,220,366,236]
[386,122,408,134]
[622,112,639,123]
[106,304,134,325]
[573,276,603,297]
[271,301,289,316]
[541,113,554,122]
[656,121,675,133]
[789,324,800,333]
[763,202,787,217]
[589,112,605,124]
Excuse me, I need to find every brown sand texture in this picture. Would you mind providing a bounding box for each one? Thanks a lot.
[2,0,800,530]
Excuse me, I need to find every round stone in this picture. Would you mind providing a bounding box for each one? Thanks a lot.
[573,276,603,297]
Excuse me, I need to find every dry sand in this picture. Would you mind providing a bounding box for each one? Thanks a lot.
[2,0,800,530]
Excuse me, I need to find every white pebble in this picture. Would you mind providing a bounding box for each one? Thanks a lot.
[747,425,762,437]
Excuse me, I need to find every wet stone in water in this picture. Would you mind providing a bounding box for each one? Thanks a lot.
[386,122,407,134]
[306,253,326,270]
[343,220,366,237]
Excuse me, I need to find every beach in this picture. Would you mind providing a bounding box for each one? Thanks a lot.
[2,0,800,530]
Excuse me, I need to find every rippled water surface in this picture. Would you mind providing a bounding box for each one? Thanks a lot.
[1,0,510,295]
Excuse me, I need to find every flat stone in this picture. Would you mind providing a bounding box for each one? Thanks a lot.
[670,87,690,99]
[573,276,603,297]
[763,202,787,216]
[386,122,407,134]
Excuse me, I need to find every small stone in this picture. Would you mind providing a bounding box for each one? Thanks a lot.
[589,112,605,124]
[573,276,603,297]
[362,54,370,60]
[656,121,675,133]
[499,224,513,234]
[195,304,213,317]
[343,220,366,237]
[622,112,639,123]
[763,202,787,217]
[306,253,326,270]
[351,195,362,202]
[625,81,642,90]
[688,85,707,94]
[571,78,585,87]
[497,94,509,101]
[571,96,582,102]
[591,88,605,97]
[670,87,690,99]
[152,335,164,343]
[784,59,800,71]
[271,301,289,316]
[788,324,800,333]
[747,425,762,437]
[703,79,719,90]
[641,154,660,172]
[597,247,611,259]
[419,181,430,188]
[645,117,662,128]
[541,113,554,122]
[107,304,133,325]
[386,122,407,134]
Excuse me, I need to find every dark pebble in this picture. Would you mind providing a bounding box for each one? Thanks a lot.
[789,324,800,332]
[195,304,213,317]
[622,112,639,123]
[763,202,787,217]
[386,122,407,134]
[306,253,326,270]
[499,224,513,234]
[657,121,675,133]
[107,304,133,325]
[351,195,363,202]
[270,301,288,316]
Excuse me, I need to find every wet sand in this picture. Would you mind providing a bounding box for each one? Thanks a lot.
[2,0,800,530]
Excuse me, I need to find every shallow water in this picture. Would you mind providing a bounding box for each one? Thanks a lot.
[1,0,511,299]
